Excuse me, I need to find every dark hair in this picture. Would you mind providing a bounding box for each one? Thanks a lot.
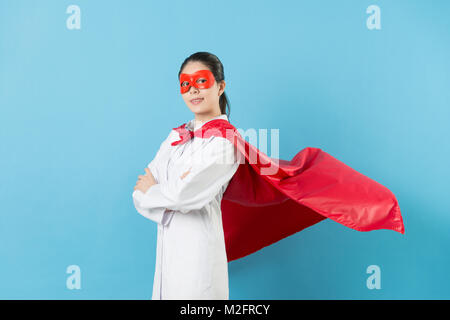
[178,52,230,119]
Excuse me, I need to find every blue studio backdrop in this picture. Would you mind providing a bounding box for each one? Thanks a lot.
[1,0,449,299]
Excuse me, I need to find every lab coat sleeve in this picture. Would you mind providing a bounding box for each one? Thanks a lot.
[132,130,175,225]
[133,189,173,225]
[132,136,239,214]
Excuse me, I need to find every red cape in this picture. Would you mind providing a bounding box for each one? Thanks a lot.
[172,119,405,262]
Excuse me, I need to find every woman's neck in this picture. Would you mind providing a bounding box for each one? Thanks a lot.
[194,111,222,127]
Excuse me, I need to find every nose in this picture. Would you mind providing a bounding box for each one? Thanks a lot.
[188,85,199,94]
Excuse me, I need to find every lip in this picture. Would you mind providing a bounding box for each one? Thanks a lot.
[190,97,204,104]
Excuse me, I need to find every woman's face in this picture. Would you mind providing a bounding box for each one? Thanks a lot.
[180,61,225,116]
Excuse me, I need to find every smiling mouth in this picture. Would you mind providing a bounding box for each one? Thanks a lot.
[190,98,204,104]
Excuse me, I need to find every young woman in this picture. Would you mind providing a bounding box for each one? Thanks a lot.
[131,52,405,301]
[132,52,238,300]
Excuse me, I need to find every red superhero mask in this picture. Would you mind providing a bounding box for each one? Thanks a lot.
[179,69,215,94]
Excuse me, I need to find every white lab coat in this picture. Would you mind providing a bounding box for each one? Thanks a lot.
[132,114,240,300]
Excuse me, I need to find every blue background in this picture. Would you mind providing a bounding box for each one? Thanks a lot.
[1,0,449,299]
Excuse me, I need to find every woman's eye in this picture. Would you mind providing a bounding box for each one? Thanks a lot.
[197,78,206,83]
[181,81,188,86]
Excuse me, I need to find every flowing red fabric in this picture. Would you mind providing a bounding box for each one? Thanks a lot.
[171,119,405,262]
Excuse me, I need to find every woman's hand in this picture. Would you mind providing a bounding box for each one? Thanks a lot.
[134,167,157,193]
[180,167,192,180]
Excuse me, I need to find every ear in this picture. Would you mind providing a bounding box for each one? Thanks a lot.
[218,80,226,96]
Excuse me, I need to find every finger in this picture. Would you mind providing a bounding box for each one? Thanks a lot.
[145,167,150,175]
[180,169,190,179]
